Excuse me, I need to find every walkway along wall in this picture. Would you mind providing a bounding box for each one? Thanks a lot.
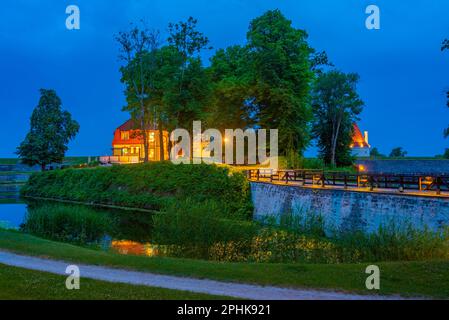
[250,182,449,233]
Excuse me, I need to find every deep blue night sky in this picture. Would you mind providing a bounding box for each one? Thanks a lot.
[0,0,448,157]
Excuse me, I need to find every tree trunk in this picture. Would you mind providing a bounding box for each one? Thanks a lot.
[141,111,149,163]
[143,131,150,163]
[331,118,342,168]
[330,136,336,168]
[159,122,165,161]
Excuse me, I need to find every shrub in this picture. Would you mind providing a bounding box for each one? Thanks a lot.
[152,200,259,259]
[21,203,111,245]
[334,221,449,262]
[21,162,253,218]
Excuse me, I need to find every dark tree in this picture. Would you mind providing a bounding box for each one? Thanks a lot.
[370,147,384,158]
[389,147,407,158]
[116,22,161,162]
[207,45,255,131]
[312,70,364,167]
[167,17,212,130]
[247,9,315,159]
[17,89,79,170]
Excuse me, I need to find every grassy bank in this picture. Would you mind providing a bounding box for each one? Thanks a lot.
[0,264,226,300]
[0,157,93,166]
[21,162,252,218]
[17,200,449,264]
[0,230,448,298]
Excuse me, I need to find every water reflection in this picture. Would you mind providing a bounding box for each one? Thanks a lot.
[110,240,159,257]
[0,203,27,229]
[0,199,157,257]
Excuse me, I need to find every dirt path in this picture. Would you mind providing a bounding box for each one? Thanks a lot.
[0,251,405,300]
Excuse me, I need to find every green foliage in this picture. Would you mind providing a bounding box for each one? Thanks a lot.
[16,89,79,170]
[335,222,449,263]
[152,200,258,259]
[168,17,211,59]
[0,264,224,300]
[165,17,212,130]
[207,45,254,131]
[1,230,449,298]
[312,70,363,167]
[152,206,449,264]
[0,159,19,165]
[299,157,325,169]
[116,24,163,162]
[21,203,110,245]
[117,18,212,150]
[370,147,385,158]
[21,162,253,218]
[247,9,314,157]
[389,147,408,158]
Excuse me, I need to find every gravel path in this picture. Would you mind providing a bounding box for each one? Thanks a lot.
[0,251,405,300]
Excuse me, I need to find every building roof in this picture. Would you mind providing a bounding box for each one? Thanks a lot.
[352,123,370,148]
[116,119,157,131]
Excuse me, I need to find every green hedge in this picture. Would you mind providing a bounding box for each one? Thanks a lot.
[21,162,253,218]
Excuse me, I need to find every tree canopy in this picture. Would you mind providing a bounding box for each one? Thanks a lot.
[389,147,407,158]
[311,70,364,166]
[116,10,365,167]
[16,89,79,170]
[247,9,315,158]
[370,147,384,158]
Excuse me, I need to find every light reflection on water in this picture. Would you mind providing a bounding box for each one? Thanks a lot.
[109,240,159,257]
[0,199,157,257]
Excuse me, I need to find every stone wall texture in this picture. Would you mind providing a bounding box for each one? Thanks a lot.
[355,159,449,175]
[251,182,449,233]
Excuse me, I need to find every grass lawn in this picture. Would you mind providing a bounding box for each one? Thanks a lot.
[0,171,33,176]
[0,199,22,204]
[0,230,448,299]
[0,264,227,300]
[0,159,19,165]
[0,157,92,166]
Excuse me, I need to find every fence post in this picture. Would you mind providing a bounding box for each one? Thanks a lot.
[369,175,374,191]
[399,176,404,193]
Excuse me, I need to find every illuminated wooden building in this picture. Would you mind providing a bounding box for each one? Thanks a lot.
[101,119,169,164]
[351,123,371,157]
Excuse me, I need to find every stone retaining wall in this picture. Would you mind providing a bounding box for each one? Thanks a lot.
[251,182,449,232]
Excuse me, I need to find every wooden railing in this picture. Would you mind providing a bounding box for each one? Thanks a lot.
[246,169,449,195]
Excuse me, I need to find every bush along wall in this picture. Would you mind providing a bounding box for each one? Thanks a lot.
[21,162,253,219]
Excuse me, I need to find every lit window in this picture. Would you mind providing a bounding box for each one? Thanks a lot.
[149,132,155,142]
[121,132,130,140]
